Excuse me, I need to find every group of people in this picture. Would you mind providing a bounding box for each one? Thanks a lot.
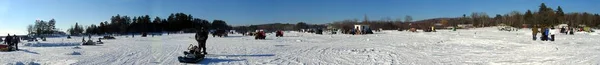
[532,26,558,41]
[3,34,21,50]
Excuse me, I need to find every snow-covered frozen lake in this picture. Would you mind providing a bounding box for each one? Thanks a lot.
[1,27,600,65]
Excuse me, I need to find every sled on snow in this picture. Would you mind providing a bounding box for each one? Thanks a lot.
[178,44,206,63]
[178,55,205,63]
[0,44,16,51]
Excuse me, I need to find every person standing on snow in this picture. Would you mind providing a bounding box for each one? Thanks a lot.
[5,34,12,45]
[560,27,566,34]
[532,26,539,40]
[543,27,550,41]
[195,27,209,54]
[12,35,19,50]
[540,27,547,41]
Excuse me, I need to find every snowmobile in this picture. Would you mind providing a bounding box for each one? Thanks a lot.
[178,44,206,63]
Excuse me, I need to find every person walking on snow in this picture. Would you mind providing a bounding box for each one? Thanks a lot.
[195,27,209,54]
[532,26,539,40]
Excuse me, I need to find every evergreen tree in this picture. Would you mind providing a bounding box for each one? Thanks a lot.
[524,10,534,24]
[556,6,565,24]
[212,20,228,30]
[48,19,56,32]
[296,22,309,30]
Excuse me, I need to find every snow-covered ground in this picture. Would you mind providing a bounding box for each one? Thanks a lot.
[1,27,600,65]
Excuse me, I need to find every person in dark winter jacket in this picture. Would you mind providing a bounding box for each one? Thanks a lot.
[195,27,209,54]
[569,27,575,35]
[5,34,12,45]
[560,27,566,34]
[12,35,19,50]
[532,26,539,40]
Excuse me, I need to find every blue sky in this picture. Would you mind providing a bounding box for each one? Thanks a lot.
[1,0,599,35]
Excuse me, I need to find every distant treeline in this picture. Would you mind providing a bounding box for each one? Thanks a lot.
[56,3,600,35]
[64,13,229,35]
[27,19,62,36]
[231,22,326,33]
[330,3,600,30]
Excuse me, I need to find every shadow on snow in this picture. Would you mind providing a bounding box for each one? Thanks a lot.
[209,54,275,57]
[196,54,275,64]
[23,42,81,47]
[198,58,246,64]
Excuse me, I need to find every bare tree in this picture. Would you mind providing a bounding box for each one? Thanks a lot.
[471,12,489,27]
[27,25,34,34]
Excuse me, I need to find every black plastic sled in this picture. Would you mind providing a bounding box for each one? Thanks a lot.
[178,44,206,63]
[177,54,205,63]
